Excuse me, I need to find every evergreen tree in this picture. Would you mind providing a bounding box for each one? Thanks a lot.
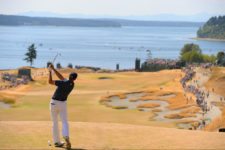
[217,51,225,65]
[56,62,62,69]
[68,63,73,68]
[24,44,37,66]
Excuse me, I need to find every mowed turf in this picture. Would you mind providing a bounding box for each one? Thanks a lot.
[1,121,225,149]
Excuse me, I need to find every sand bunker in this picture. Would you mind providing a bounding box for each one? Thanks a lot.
[0,101,11,109]
[103,92,221,129]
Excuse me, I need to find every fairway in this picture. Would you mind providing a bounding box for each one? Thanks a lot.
[1,121,225,149]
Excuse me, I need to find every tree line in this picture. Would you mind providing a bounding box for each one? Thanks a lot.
[0,14,121,27]
[141,43,225,72]
[179,43,225,66]
[24,43,225,70]
[0,14,203,27]
[197,16,225,39]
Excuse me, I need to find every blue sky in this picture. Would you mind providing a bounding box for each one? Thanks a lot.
[0,0,225,21]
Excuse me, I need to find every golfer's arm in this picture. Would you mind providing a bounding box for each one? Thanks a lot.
[52,68,65,80]
[48,71,55,85]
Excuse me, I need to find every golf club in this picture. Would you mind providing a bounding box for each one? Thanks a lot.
[52,52,61,64]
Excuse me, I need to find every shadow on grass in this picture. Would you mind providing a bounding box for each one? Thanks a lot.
[57,148,86,150]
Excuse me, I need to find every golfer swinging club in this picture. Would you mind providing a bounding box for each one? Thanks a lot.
[48,63,77,149]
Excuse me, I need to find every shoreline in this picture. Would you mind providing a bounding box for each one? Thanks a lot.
[192,37,225,42]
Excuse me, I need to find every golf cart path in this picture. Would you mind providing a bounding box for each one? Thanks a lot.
[0,121,225,149]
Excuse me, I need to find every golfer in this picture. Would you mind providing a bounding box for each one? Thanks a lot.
[48,64,77,149]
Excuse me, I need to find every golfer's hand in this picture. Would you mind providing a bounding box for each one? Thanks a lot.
[48,66,52,72]
[48,64,53,72]
[49,64,55,69]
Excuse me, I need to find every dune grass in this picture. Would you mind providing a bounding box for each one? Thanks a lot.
[0,93,17,104]
[205,67,225,97]
[165,113,196,119]
[203,67,225,131]
[137,103,160,108]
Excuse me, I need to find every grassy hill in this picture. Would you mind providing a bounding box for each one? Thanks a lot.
[0,14,203,27]
[0,14,121,27]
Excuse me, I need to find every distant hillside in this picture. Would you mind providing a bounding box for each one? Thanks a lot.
[0,14,203,27]
[0,14,121,27]
[110,19,203,27]
[18,11,211,22]
[197,16,225,40]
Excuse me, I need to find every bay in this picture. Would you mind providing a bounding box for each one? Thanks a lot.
[0,25,225,69]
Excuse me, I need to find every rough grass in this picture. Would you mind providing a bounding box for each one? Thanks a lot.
[140,94,162,101]
[137,103,160,108]
[164,106,200,119]
[205,107,225,131]
[112,106,128,109]
[180,106,201,114]
[0,97,15,104]
[204,67,225,131]
[129,97,140,102]
[167,92,196,110]
[98,76,114,80]
[152,109,162,112]
[0,94,16,104]
[165,113,196,119]
[205,67,225,97]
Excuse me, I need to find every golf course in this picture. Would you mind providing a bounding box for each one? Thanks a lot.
[1,66,225,149]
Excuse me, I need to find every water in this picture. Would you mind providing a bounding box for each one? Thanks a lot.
[1,25,225,70]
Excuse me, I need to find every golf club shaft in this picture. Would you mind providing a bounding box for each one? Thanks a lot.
[52,53,59,64]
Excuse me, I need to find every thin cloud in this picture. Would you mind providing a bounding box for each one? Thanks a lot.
[0,0,224,16]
